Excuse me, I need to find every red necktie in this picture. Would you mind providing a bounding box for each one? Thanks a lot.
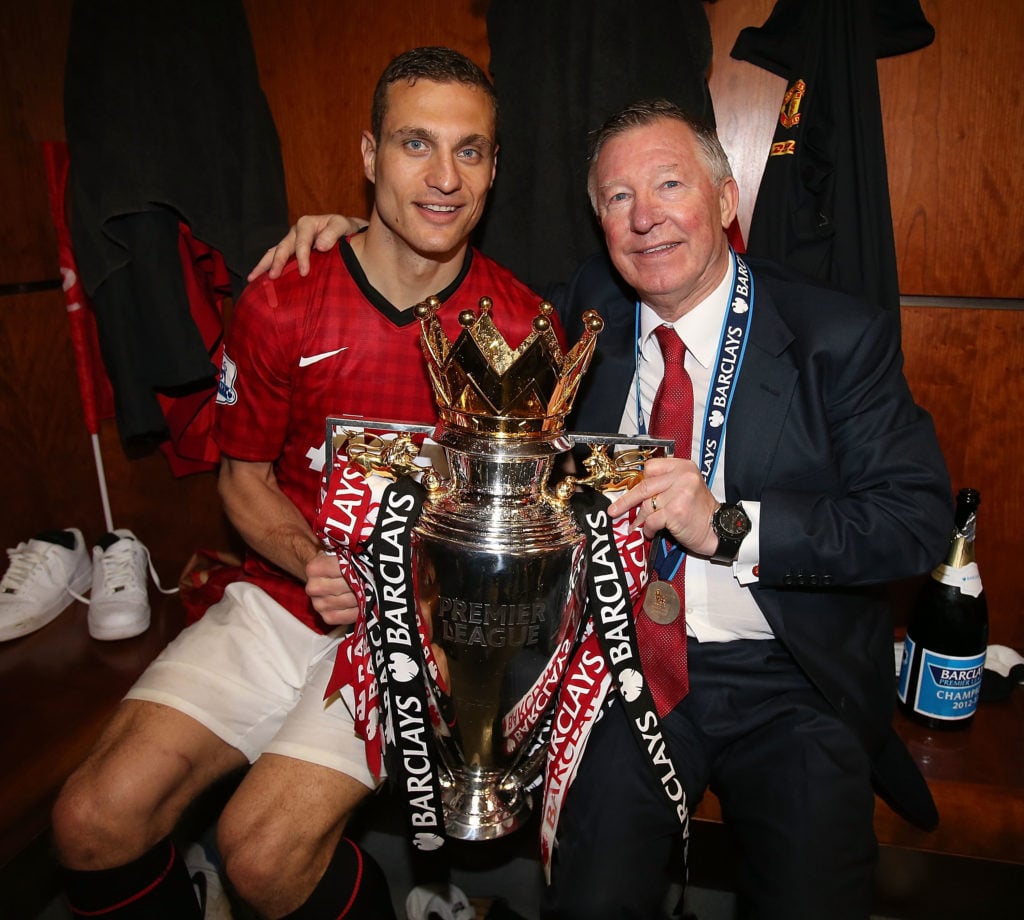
[637,324,692,716]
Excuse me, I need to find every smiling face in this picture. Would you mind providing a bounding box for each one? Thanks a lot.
[362,78,497,264]
[592,117,738,320]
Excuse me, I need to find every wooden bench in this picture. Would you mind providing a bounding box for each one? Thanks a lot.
[2,598,1022,917]
[0,593,187,917]
[689,691,1024,917]
[692,691,1024,862]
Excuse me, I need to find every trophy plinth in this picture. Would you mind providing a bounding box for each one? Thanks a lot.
[439,769,530,841]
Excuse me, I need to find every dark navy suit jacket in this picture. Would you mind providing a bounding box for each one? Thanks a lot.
[551,251,952,828]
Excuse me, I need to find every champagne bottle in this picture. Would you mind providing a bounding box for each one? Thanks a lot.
[898,488,989,729]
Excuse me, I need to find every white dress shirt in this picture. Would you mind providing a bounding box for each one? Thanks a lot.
[619,260,773,642]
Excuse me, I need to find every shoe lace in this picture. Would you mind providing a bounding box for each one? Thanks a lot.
[0,544,46,593]
[142,544,180,596]
[70,538,179,605]
[101,542,144,593]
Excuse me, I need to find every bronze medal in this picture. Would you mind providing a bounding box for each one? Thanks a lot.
[643,580,680,625]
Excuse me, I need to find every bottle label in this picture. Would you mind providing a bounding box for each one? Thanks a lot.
[898,635,986,720]
[932,561,983,597]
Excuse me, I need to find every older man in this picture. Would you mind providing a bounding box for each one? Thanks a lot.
[546,100,950,920]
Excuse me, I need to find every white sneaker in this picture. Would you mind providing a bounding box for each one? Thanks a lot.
[406,883,475,920]
[0,528,92,642]
[186,841,234,920]
[86,529,154,641]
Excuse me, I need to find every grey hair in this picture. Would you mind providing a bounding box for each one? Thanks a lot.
[586,98,733,211]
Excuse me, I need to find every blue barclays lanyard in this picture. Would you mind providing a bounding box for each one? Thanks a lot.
[636,250,755,579]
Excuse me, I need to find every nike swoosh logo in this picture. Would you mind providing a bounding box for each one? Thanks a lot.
[298,347,349,368]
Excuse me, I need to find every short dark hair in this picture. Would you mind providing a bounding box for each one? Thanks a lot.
[586,98,733,209]
[371,47,497,143]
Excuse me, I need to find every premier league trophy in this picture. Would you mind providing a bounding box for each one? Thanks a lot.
[410,296,601,840]
[322,296,666,847]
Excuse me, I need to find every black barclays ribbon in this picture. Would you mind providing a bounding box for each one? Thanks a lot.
[570,489,691,841]
[362,476,448,852]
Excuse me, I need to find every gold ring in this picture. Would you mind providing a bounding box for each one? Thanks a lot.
[651,496,658,512]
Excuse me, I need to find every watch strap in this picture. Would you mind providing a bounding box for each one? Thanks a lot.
[710,502,750,564]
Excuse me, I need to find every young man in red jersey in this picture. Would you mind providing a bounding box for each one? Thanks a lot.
[52,47,549,920]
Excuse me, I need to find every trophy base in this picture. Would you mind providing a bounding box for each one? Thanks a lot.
[441,771,532,841]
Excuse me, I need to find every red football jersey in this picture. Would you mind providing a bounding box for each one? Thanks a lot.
[215,237,552,631]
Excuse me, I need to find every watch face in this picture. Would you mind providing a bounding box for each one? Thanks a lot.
[717,505,750,537]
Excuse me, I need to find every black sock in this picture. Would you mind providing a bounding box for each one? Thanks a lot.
[280,838,397,920]
[61,838,202,919]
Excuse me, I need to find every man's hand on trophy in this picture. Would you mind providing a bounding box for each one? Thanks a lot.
[248,214,366,281]
[305,550,360,625]
[607,456,718,556]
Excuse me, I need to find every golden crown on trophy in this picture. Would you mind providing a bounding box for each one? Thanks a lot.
[415,296,604,438]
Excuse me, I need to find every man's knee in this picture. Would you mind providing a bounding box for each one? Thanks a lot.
[217,808,288,901]
[51,771,104,863]
[216,794,351,910]
[216,755,373,911]
[52,757,155,868]
[52,701,242,869]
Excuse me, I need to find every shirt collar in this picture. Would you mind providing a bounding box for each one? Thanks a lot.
[637,256,735,369]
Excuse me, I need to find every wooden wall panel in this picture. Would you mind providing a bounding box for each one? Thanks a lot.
[706,0,781,243]
[0,0,71,287]
[901,305,1024,649]
[879,0,1024,298]
[0,291,88,538]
